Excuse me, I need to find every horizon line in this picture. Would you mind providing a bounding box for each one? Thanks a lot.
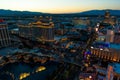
[0,9,120,14]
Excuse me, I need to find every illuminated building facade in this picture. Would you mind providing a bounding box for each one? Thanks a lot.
[91,48,120,62]
[32,21,54,42]
[19,24,33,39]
[0,20,11,48]
[19,17,54,42]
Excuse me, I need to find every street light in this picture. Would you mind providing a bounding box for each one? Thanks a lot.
[89,75,92,79]
[100,48,103,50]
[91,46,94,49]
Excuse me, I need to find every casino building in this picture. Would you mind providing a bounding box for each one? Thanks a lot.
[91,43,120,62]
[19,17,54,42]
[32,21,54,42]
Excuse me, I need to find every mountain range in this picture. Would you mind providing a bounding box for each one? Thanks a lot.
[76,10,120,16]
[0,9,42,16]
[0,9,120,16]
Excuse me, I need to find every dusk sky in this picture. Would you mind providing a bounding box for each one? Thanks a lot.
[0,0,120,13]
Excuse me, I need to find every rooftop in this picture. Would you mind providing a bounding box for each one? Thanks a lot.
[93,42,120,50]
[110,43,120,49]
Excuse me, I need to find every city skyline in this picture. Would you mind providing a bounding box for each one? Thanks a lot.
[0,0,120,13]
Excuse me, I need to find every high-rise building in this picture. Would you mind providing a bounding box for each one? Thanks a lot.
[19,17,54,42]
[0,20,11,48]
[32,21,54,42]
[19,24,33,39]
[106,30,114,43]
